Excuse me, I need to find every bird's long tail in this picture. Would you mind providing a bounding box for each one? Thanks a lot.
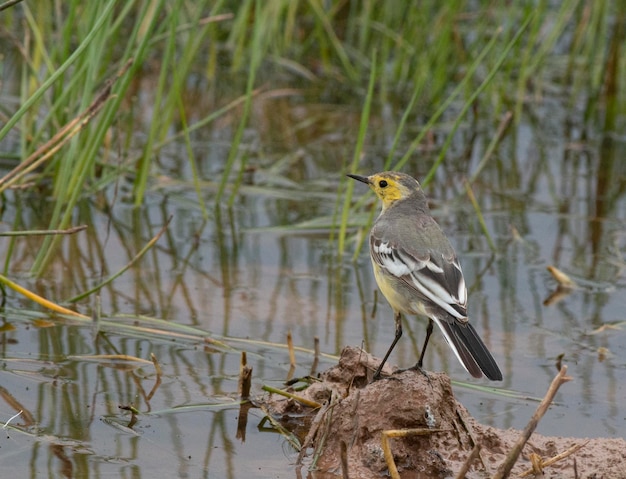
[433,318,502,380]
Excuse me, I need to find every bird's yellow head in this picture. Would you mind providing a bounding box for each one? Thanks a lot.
[347,171,421,211]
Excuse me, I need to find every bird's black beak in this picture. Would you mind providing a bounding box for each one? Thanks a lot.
[346,173,370,185]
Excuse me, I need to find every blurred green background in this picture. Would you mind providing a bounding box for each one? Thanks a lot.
[0,1,624,477]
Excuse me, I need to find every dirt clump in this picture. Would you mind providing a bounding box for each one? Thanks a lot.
[264,346,626,478]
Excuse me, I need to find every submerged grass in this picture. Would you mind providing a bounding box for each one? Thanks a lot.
[0,1,623,276]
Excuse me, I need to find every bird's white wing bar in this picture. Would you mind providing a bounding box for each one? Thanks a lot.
[373,240,413,277]
[452,260,467,305]
[408,268,467,320]
[373,240,467,320]
[425,260,444,274]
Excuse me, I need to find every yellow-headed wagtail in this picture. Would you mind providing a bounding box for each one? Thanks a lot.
[348,171,502,381]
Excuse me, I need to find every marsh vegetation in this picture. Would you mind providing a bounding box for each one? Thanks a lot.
[0,1,624,477]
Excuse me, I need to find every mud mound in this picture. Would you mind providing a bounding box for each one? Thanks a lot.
[265,346,626,478]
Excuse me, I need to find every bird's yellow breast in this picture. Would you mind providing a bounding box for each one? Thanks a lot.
[371,261,428,316]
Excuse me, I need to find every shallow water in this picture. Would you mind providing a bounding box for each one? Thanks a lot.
[1,105,625,477]
[2,26,626,479]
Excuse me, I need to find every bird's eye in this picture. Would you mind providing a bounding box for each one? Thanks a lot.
[379,180,388,188]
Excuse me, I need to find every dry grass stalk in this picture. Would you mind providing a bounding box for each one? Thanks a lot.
[455,444,482,479]
[382,428,448,479]
[519,441,589,477]
[239,352,252,399]
[492,365,572,479]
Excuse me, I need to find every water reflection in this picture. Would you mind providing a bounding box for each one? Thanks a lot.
[1,85,626,479]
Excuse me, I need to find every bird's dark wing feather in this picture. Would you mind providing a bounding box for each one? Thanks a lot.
[370,213,502,380]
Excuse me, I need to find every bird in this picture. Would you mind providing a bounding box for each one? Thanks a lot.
[347,171,502,381]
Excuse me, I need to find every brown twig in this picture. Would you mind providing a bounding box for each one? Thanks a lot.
[340,440,350,479]
[287,330,296,381]
[0,386,35,426]
[546,265,577,288]
[296,396,333,465]
[310,336,320,376]
[239,352,252,399]
[146,353,163,402]
[310,393,338,470]
[454,404,489,470]
[456,444,482,479]
[259,404,301,451]
[287,330,296,367]
[492,366,572,479]
[519,441,589,477]
[0,0,24,13]
[382,428,448,479]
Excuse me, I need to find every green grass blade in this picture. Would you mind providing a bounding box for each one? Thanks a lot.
[339,49,378,256]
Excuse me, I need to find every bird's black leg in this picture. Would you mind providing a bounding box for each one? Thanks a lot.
[372,311,402,381]
[415,318,434,370]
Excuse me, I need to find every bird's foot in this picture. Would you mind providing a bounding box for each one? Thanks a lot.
[406,363,433,387]
[370,369,401,383]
